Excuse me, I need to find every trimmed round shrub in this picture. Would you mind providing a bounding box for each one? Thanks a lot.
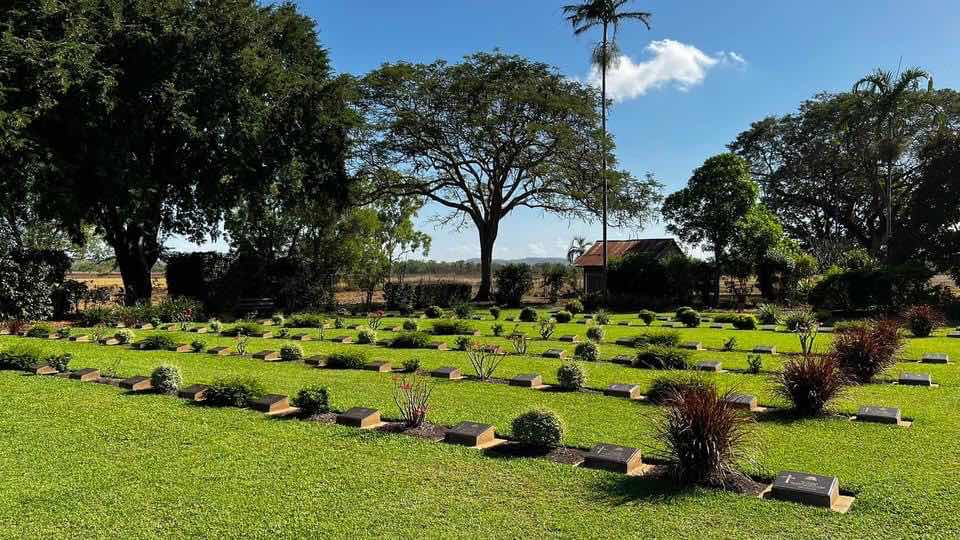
[511,409,564,449]
[292,385,330,415]
[633,346,691,370]
[150,364,183,395]
[554,310,573,323]
[903,305,943,337]
[425,305,443,319]
[139,334,177,351]
[647,375,712,405]
[832,319,903,383]
[634,330,681,348]
[638,310,656,326]
[402,358,422,372]
[190,339,206,352]
[357,328,377,344]
[675,306,694,318]
[586,326,604,343]
[574,341,600,362]
[327,351,368,370]
[453,302,473,319]
[557,362,586,391]
[271,314,285,326]
[519,307,538,322]
[731,315,757,330]
[565,299,584,315]
[391,332,432,349]
[46,353,72,373]
[489,306,501,320]
[26,323,53,338]
[776,354,847,416]
[280,344,304,362]
[402,319,419,331]
[676,309,701,328]
[431,320,474,335]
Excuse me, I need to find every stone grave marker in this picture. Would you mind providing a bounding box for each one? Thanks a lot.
[30,364,57,376]
[610,355,633,366]
[819,327,834,333]
[305,355,328,367]
[365,361,392,373]
[254,331,273,339]
[431,367,463,380]
[389,326,403,332]
[509,373,545,389]
[899,372,933,386]
[753,345,777,354]
[335,336,354,344]
[679,341,703,351]
[170,344,192,353]
[208,346,231,356]
[656,316,669,321]
[191,327,209,334]
[604,384,641,399]
[120,376,153,392]
[855,406,902,425]
[710,323,726,329]
[444,421,499,448]
[582,443,643,475]
[253,350,280,361]
[178,384,208,401]
[617,321,631,326]
[0,328,8,336]
[252,394,292,414]
[336,407,382,429]
[290,334,312,341]
[69,335,91,342]
[429,341,449,351]
[101,338,121,346]
[136,323,154,330]
[948,331,960,339]
[70,368,100,382]
[769,471,850,511]
[759,325,778,331]
[695,360,723,372]
[724,393,759,411]
[542,349,566,359]
[614,338,635,346]
[921,353,949,364]
[256,319,274,326]
[558,335,581,343]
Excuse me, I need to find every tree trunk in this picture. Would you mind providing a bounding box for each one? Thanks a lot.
[110,223,161,306]
[600,23,609,304]
[475,222,499,301]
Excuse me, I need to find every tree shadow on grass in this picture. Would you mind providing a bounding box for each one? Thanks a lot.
[585,468,697,506]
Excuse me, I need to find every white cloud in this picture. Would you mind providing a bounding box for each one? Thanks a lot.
[527,242,547,257]
[587,39,746,102]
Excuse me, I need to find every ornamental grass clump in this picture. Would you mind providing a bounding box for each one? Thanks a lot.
[509,328,529,355]
[512,409,564,449]
[832,319,903,383]
[356,327,377,344]
[776,354,847,416]
[903,305,944,338]
[655,382,754,487]
[150,364,183,395]
[393,373,433,428]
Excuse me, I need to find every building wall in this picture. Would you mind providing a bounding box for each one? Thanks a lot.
[583,268,603,294]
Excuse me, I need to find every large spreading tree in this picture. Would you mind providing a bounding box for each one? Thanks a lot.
[4,0,354,304]
[359,51,662,300]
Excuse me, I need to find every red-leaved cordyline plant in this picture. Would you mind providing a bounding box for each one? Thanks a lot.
[655,382,755,487]
[393,373,432,428]
[902,305,944,338]
[832,318,903,383]
[776,353,848,416]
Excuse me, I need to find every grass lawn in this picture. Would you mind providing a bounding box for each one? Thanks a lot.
[2,309,960,537]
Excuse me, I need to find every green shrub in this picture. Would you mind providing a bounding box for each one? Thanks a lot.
[595,310,610,325]
[676,309,701,328]
[746,354,762,374]
[731,315,757,330]
[327,351,368,370]
[26,324,53,338]
[453,302,473,319]
[139,334,178,351]
[285,313,327,328]
[220,323,263,337]
[722,336,737,352]
[574,341,600,362]
[647,375,712,405]
[190,340,206,353]
[150,364,183,395]
[402,358,422,372]
[675,306,694,318]
[638,310,656,326]
[293,385,330,415]
[554,310,573,323]
[80,306,119,327]
[455,336,475,351]
[45,353,72,373]
[511,409,564,448]
[424,305,443,319]
[271,314,285,326]
[494,263,534,307]
[492,323,504,337]
[204,376,266,407]
[402,319,418,331]
[538,319,556,340]
[756,303,782,325]
[782,308,817,332]
[391,332,432,349]
[56,326,71,339]
[581,292,603,313]
[0,344,44,370]
[634,330,681,348]
[557,362,586,391]
[565,300,584,315]
[357,328,377,344]
[633,346,691,370]
[489,306,501,320]
[209,319,223,333]
[280,344,304,362]
[519,306,538,322]
[431,320,474,335]
[586,326,604,343]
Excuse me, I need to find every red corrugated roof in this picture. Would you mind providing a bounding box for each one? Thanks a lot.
[573,239,679,267]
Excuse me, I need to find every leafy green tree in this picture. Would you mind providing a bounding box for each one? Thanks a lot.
[4,0,355,305]
[563,0,653,298]
[662,153,758,305]
[360,52,661,300]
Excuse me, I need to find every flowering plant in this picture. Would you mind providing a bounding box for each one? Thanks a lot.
[393,373,432,427]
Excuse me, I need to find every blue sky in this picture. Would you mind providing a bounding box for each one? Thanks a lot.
[171,0,960,261]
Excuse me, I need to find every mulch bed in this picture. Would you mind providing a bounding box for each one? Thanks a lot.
[484,441,585,465]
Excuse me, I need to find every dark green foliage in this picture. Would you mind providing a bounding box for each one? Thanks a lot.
[594,310,610,325]
[519,307,538,322]
[492,323,504,337]
[402,358,421,372]
[746,354,762,374]
[638,310,655,325]
[139,334,178,351]
[565,300,584,315]
[26,324,53,338]
[0,345,44,370]
[633,346,691,370]
[391,332,432,349]
[220,323,264,337]
[280,344,304,362]
[285,313,328,328]
[581,292,604,313]
[164,253,233,314]
[150,365,183,395]
[431,321,474,335]
[292,386,330,415]
[327,351,368,370]
[808,264,940,312]
[356,328,377,344]
[190,340,206,353]
[511,409,564,449]
[401,319,418,331]
[79,306,119,327]
[204,377,267,408]
[455,336,475,351]
[495,264,535,307]
[46,353,72,373]
[554,310,573,323]
[489,306,501,320]
[574,341,600,362]
[556,362,586,391]
[453,303,473,319]
[647,376,713,405]
[676,309,701,327]
[0,250,62,322]
[383,282,473,309]
[731,315,757,330]
[633,330,681,348]
[586,326,604,343]
[424,306,444,319]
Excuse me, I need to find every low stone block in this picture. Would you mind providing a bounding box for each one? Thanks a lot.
[760,325,778,331]
[46,334,61,340]
[170,344,192,353]
[770,471,839,509]
[921,353,949,364]
[948,332,960,339]
[30,364,57,375]
[610,355,633,365]
[509,373,543,388]
[0,328,9,335]
[69,335,91,342]
[136,323,154,330]
[120,376,152,391]
[444,421,496,447]
[388,326,403,332]
[336,407,381,428]
[305,355,328,367]
[253,350,280,361]
[431,367,463,380]
[679,341,703,351]
[753,345,776,354]
[656,316,669,321]
[429,341,449,351]
[333,336,353,344]
[252,394,290,414]
[724,393,759,411]
[710,323,726,329]
[366,361,392,373]
[899,372,932,386]
[604,384,640,399]
[254,332,273,339]
[207,346,231,356]
[101,338,121,346]
[191,327,209,334]
[582,443,643,475]
[290,334,312,341]
[178,384,208,401]
[617,321,631,326]
[558,335,581,343]
[614,338,635,346]
[819,327,834,333]
[256,319,274,326]
[70,368,100,382]
[695,360,722,372]
[856,406,901,425]
[542,349,566,359]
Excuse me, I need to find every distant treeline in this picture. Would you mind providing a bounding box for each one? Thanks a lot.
[394,259,568,277]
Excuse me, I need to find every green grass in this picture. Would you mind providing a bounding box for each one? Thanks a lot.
[2,309,960,537]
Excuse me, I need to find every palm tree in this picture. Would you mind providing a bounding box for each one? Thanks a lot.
[852,66,933,260]
[563,0,652,300]
[566,236,591,264]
